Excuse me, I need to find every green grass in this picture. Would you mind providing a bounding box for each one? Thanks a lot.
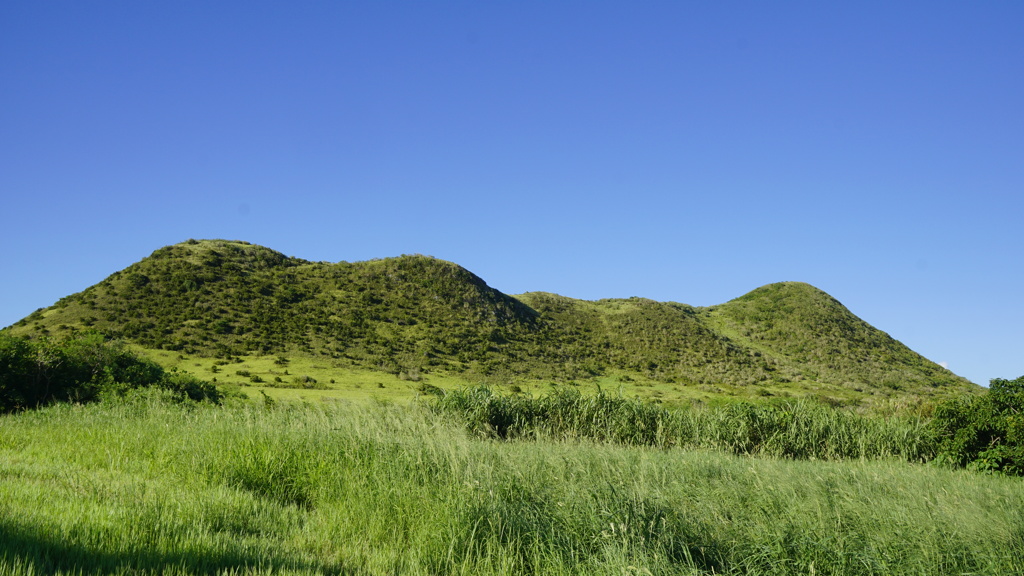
[141,347,910,408]
[1,392,1022,575]
[433,386,940,462]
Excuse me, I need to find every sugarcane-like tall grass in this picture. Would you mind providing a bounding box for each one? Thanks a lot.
[434,385,937,462]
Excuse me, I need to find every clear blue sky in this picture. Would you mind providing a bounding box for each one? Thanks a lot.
[2,2,1022,385]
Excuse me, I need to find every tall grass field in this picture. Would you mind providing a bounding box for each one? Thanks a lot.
[1,391,1022,575]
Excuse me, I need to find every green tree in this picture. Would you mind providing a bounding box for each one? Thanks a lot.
[931,375,1024,475]
[0,333,219,412]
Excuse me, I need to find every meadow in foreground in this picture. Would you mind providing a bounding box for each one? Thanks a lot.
[1,391,1021,575]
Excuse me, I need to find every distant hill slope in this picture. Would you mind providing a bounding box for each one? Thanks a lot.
[704,282,958,393]
[4,239,977,401]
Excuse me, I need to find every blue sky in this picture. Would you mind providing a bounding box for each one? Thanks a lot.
[2,2,1022,385]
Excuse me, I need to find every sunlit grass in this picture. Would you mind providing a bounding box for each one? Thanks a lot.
[140,347,885,409]
[1,392,1021,575]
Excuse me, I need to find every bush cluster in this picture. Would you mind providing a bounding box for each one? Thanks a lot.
[0,333,219,412]
[931,375,1024,474]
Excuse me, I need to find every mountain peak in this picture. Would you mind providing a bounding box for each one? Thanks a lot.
[147,239,302,269]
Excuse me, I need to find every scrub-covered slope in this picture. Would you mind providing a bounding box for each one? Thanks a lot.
[5,240,976,400]
[705,282,956,392]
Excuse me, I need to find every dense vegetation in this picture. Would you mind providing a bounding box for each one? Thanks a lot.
[931,374,1024,475]
[434,382,1024,477]
[1,392,1022,575]
[432,386,937,463]
[4,239,976,404]
[0,333,219,412]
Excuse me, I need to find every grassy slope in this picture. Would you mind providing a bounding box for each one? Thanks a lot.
[1,395,1021,575]
[704,283,960,395]
[4,239,978,407]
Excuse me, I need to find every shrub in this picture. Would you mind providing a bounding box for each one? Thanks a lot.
[159,370,221,402]
[0,333,219,412]
[931,375,1024,475]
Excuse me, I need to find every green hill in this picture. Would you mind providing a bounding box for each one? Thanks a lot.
[3,239,978,405]
[705,282,957,393]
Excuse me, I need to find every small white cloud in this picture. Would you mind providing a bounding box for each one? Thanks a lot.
[938,361,949,369]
